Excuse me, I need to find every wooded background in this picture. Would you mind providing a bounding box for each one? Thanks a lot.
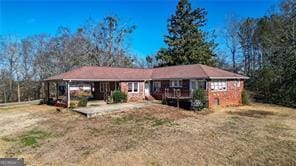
[0,0,295,107]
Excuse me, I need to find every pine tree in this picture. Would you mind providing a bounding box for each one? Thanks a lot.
[157,0,216,66]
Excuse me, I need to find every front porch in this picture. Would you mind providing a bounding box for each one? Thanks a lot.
[163,88,192,99]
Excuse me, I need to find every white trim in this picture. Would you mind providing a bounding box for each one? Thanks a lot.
[143,83,145,99]
[46,77,248,82]
[127,82,139,93]
[169,79,182,88]
[209,77,249,79]
[152,77,207,80]
[62,78,150,81]
[190,79,198,90]
[210,80,227,92]
[67,81,70,108]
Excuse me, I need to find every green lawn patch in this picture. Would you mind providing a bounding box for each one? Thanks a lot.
[266,122,290,130]
[151,118,175,127]
[20,130,51,147]
[113,116,133,125]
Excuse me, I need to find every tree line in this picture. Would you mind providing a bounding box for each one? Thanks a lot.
[0,16,137,103]
[223,0,295,107]
[146,0,295,107]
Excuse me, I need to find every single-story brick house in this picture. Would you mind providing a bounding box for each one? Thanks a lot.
[45,64,248,109]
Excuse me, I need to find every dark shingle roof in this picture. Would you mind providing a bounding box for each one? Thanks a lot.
[45,64,248,81]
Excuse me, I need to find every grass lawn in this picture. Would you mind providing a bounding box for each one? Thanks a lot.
[0,102,295,165]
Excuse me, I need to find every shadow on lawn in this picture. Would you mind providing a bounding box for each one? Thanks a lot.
[227,109,275,118]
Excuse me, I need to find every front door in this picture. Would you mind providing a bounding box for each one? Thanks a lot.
[100,82,110,101]
[145,82,150,97]
[190,80,198,95]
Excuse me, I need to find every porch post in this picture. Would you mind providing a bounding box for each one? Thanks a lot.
[143,81,146,99]
[46,81,50,104]
[42,81,45,103]
[67,80,71,108]
[56,81,59,100]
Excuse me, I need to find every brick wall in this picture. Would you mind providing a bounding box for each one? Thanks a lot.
[120,81,145,102]
[207,80,244,109]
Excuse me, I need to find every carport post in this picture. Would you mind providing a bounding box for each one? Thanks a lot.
[56,81,59,100]
[67,80,71,108]
[46,81,49,104]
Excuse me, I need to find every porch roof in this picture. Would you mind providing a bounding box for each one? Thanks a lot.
[45,64,249,81]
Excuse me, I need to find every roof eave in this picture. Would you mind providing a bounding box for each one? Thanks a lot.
[209,76,249,79]
[151,77,209,80]
[44,79,151,82]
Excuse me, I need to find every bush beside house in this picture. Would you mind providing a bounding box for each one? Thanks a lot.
[192,89,207,111]
[112,90,127,103]
[70,96,88,108]
[242,90,250,105]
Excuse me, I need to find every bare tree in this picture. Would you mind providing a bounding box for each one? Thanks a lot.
[145,54,159,68]
[0,35,20,102]
[224,14,241,72]
[0,16,137,103]
[84,16,136,67]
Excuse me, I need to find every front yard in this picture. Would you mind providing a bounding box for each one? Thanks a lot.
[0,102,295,165]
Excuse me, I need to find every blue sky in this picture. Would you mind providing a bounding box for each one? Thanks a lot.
[0,0,278,58]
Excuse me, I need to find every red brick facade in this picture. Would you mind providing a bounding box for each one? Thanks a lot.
[45,64,248,108]
[120,82,145,102]
[207,80,244,108]
[122,80,244,108]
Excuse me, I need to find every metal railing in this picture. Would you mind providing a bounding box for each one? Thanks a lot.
[164,88,192,98]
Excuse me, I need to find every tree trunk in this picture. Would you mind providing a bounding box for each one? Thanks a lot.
[232,50,236,72]
[17,82,20,103]
[3,88,7,104]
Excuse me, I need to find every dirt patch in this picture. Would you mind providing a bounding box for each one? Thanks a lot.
[0,105,55,137]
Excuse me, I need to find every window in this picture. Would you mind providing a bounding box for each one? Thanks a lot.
[170,80,182,87]
[191,80,198,90]
[210,80,227,91]
[100,82,109,92]
[198,80,206,89]
[153,81,161,92]
[134,82,138,92]
[128,83,133,92]
[127,82,139,93]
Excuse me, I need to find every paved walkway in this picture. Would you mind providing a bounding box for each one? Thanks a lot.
[0,99,42,109]
[73,102,150,118]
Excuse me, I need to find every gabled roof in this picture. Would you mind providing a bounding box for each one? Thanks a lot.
[45,64,249,81]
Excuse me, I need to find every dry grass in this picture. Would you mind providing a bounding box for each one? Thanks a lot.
[0,102,295,165]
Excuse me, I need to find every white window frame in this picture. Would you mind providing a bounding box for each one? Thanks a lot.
[190,80,198,91]
[170,79,182,88]
[210,80,227,91]
[127,82,139,93]
[153,81,161,92]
